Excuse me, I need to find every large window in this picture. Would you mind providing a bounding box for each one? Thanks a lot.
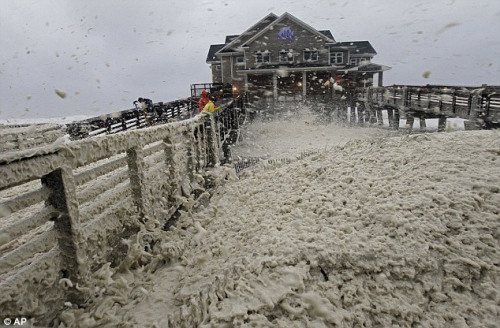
[303,49,318,62]
[330,52,344,64]
[279,49,294,63]
[255,51,270,63]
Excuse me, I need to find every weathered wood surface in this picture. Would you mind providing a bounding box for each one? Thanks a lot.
[357,85,500,131]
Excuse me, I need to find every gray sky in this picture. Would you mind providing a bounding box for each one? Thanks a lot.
[1,0,499,120]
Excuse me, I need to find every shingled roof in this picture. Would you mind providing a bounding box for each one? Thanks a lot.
[334,41,377,55]
[206,44,225,63]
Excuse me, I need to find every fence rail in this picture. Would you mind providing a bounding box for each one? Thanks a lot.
[0,123,63,153]
[0,98,245,325]
[66,98,196,140]
[356,85,500,130]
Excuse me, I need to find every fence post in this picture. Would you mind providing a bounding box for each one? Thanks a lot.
[17,134,25,150]
[184,127,195,182]
[163,133,180,199]
[205,115,220,167]
[466,93,482,130]
[41,165,88,303]
[126,142,151,220]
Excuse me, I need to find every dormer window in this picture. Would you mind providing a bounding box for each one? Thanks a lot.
[255,50,270,63]
[330,52,344,64]
[279,49,294,63]
[303,48,318,62]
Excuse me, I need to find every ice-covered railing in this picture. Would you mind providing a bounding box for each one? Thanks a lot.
[0,123,64,153]
[66,97,196,140]
[0,110,234,325]
[356,85,500,130]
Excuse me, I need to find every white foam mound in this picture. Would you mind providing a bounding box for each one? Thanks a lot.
[57,128,500,327]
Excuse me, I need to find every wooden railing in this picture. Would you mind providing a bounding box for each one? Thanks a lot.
[0,123,63,153]
[0,107,239,325]
[356,85,500,130]
[66,98,196,140]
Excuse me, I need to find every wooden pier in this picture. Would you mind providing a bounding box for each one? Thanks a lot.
[357,85,500,131]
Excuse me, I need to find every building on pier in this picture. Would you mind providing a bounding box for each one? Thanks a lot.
[206,12,391,101]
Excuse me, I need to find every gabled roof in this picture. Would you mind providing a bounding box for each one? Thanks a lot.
[333,41,377,55]
[240,12,336,48]
[225,35,239,44]
[217,13,279,54]
[319,30,335,40]
[206,44,225,63]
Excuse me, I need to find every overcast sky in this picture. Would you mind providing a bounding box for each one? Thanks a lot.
[1,0,499,120]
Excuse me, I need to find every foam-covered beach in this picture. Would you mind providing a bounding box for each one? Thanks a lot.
[57,116,499,327]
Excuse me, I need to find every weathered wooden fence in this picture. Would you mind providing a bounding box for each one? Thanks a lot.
[356,85,500,131]
[0,98,244,325]
[0,123,64,153]
[66,98,196,140]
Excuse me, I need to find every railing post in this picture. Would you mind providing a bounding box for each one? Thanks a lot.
[106,117,112,134]
[163,133,179,198]
[184,127,195,182]
[466,92,482,129]
[126,142,151,220]
[205,114,220,167]
[41,165,88,303]
[121,116,127,132]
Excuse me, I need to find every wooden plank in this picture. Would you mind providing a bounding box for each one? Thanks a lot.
[0,186,49,218]
[0,229,57,276]
[0,205,58,241]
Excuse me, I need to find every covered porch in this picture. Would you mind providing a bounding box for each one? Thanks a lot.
[239,64,388,103]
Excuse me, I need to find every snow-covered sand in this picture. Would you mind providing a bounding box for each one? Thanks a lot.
[55,111,499,327]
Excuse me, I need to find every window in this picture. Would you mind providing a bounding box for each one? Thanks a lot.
[236,56,245,64]
[359,57,370,65]
[349,57,371,66]
[330,52,343,64]
[213,64,221,71]
[255,51,270,63]
[279,49,294,63]
[303,49,318,62]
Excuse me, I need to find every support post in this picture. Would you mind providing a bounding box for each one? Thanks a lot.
[394,109,400,130]
[184,128,195,182]
[378,72,384,87]
[273,72,278,101]
[466,93,482,129]
[437,116,447,132]
[387,108,394,128]
[42,166,88,303]
[163,133,179,198]
[302,72,307,101]
[127,143,151,220]
[376,109,384,125]
[419,118,427,130]
[405,116,414,132]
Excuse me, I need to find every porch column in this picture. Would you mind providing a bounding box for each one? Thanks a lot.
[244,74,248,92]
[302,72,307,101]
[273,72,278,100]
[378,72,384,87]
